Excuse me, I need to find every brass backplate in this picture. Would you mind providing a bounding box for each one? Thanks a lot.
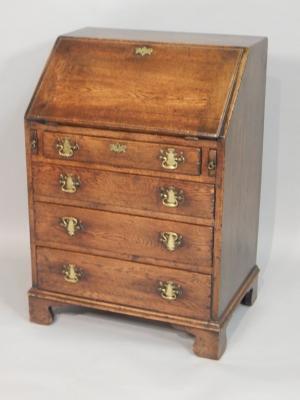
[158,281,182,301]
[59,174,80,193]
[56,138,79,158]
[62,264,83,283]
[110,143,127,153]
[160,148,185,170]
[160,231,183,251]
[135,46,153,56]
[59,216,82,236]
[160,186,184,208]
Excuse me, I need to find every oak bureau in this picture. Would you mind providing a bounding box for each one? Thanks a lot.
[25,27,267,359]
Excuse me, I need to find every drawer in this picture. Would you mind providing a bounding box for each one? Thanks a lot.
[42,132,202,176]
[32,163,215,221]
[36,247,211,320]
[35,203,213,272]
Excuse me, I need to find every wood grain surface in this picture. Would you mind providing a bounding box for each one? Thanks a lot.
[32,162,215,222]
[34,202,214,271]
[36,247,211,320]
[215,38,267,317]
[25,29,267,359]
[26,36,242,137]
[42,131,202,176]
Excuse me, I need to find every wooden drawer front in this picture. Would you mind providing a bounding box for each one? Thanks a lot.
[33,163,215,221]
[36,248,211,320]
[43,132,201,176]
[35,203,213,272]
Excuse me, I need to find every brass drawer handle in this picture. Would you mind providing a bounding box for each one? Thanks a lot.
[160,148,185,170]
[158,281,182,301]
[56,138,79,158]
[62,264,83,283]
[160,186,184,208]
[160,231,182,251]
[59,216,82,236]
[59,174,80,193]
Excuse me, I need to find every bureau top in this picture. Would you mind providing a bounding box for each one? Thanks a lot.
[26,27,266,139]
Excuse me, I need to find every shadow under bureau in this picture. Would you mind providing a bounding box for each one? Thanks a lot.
[25,27,267,359]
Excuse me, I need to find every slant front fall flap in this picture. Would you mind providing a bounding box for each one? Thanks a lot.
[26,35,243,138]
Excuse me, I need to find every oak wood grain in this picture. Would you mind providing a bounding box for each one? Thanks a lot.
[34,202,214,271]
[32,162,215,222]
[216,38,267,317]
[36,247,211,320]
[42,131,202,176]
[25,29,267,359]
[173,323,227,359]
[26,37,243,138]
[31,122,218,183]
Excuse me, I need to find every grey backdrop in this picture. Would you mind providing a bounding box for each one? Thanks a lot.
[0,1,299,399]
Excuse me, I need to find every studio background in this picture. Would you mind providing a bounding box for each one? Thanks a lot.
[0,1,299,399]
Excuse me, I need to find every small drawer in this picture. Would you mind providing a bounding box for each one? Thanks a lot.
[36,247,211,320]
[35,203,213,272]
[42,131,202,176]
[32,163,215,221]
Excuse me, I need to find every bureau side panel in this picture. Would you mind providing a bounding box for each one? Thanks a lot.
[217,39,268,318]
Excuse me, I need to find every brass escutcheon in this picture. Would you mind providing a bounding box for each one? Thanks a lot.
[59,216,82,236]
[56,138,79,158]
[207,149,217,177]
[110,143,127,153]
[135,46,153,56]
[208,159,216,173]
[158,281,182,301]
[62,264,83,283]
[160,231,183,252]
[160,186,184,208]
[160,148,185,170]
[59,174,80,193]
[31,129,38,153]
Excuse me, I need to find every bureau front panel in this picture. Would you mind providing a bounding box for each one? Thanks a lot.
[43,132,202,176]
[27,37,243,138]
[32,163,215,221]
[35,203,213,271]
[36,247,211,320]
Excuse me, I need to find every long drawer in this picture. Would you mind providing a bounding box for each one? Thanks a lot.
[42,131,202,176]
[35,203,213,272]
[36,247,211,320]
[32,163,215,222]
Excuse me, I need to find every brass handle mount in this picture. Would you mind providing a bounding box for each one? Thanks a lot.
[160,148,185,170]
[59,174,80,193]
[158,281,182,301]
[59,216,82,236]
[160,231,183,251]
[62,264,83,283]
[160,186,184,208]
[56,138,79,158]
